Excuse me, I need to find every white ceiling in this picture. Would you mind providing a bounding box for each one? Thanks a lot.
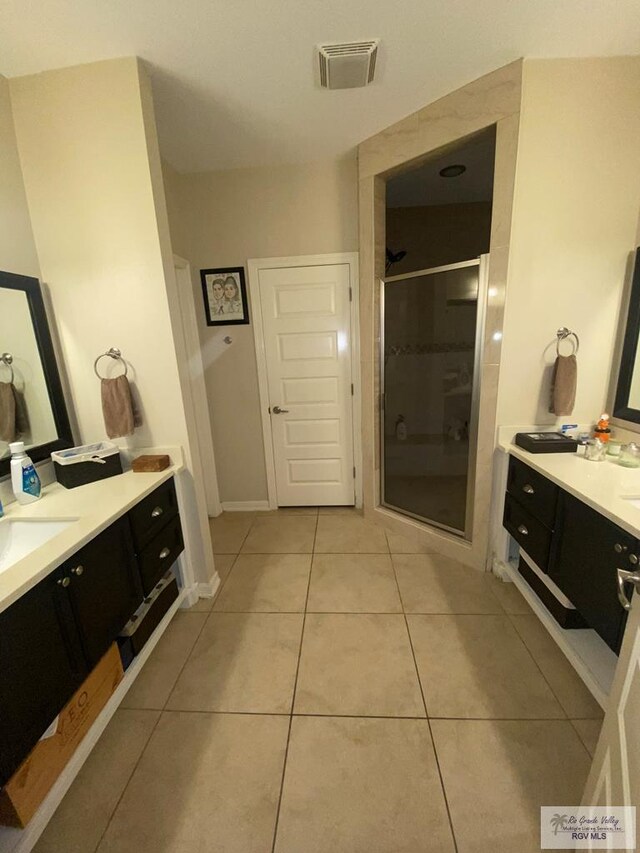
[2,0,639,173]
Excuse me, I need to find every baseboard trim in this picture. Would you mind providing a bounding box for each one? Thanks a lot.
[196,574,221,600]
[220,500,270,512]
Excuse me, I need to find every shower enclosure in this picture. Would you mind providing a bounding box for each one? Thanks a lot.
[380,256,488,539]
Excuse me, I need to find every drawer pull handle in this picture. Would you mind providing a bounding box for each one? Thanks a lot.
[159,547,171,560]
[57,576,71,588]
[522,484,535,494]
[71,564,84,576]
[614,543,628,554]
[151,506,164,518]
[616,568,640,611]
[517,524,529,536]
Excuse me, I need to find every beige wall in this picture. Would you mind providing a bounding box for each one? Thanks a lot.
[10,58,213,585]
[386,202,492,275]
[163,157,358,503]
[0,75,40,279]
[497,57,640,427]
[358,61,522,569]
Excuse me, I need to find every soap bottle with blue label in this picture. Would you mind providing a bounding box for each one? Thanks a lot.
[9,441,41,504]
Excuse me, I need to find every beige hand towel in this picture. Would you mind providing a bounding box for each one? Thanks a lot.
[0,381,16,442]
[101,375,135,439]
[549,354,577,416]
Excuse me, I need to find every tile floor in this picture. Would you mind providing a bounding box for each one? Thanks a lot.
[34,508,601,853]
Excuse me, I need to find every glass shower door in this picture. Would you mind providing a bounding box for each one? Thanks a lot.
[381,258,485,539]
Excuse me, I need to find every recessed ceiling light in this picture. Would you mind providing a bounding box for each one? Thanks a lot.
[439,164,466,178]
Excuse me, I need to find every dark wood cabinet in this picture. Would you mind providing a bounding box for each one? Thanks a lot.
[0,476,181,788]
[63,517,143,667]
[0,572,87,787]
[549,492,632,653]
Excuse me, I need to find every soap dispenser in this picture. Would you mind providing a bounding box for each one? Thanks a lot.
[10,441,41,504]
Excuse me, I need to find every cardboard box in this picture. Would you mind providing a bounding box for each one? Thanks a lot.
[0,644,123,828]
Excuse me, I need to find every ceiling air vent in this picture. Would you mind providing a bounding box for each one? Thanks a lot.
[318,40,379,90]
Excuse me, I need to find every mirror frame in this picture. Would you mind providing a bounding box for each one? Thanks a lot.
[0,270,74,476]
[613,248,640,425]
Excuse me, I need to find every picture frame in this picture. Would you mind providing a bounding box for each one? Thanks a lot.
[200,266,250,326]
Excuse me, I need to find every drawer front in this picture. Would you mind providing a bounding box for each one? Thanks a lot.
[503,493,552,571]
[138,514,184,595]
[129,478,178,550]
[507,456,559,529]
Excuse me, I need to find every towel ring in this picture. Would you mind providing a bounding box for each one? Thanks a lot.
[0,352,14,383]
[556,327,579,356]
[94,347,128,379]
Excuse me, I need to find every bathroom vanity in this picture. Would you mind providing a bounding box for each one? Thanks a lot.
[495,437,640,706]
[0,466,186,843]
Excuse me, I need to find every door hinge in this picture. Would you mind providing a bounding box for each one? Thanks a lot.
[349,286,352,302]
[353,466,356,479]
[351,383,354,396]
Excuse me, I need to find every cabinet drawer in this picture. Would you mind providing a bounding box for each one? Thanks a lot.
[129,479,178,550]
[503,493,552,571]
[138,514,184,595]
[507,456,558,529]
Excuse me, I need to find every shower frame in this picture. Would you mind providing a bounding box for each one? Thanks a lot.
[379,255,489,541]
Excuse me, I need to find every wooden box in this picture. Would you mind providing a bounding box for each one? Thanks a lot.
[131,454,170,473]
[0,644,124,828]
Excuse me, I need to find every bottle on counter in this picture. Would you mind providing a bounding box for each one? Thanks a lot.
[10,441,41,504]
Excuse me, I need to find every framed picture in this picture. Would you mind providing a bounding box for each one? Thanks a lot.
[200,267,250,326]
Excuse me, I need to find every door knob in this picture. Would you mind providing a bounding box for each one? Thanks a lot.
[517,524,529,536]
[616,568,640,611]
[57,576,71,588]
[159,547,171,559]
[151,506,164,518]
[71,564,84,576]
[522,484,535,494]
[272,406,289,414]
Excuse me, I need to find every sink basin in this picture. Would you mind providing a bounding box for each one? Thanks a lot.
[0,519,75,574]
[620,496,640,510]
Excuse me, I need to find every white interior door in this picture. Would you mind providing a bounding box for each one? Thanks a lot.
[257,263,354,506]
[583,576,640,821]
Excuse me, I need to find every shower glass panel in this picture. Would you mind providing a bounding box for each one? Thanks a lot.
[381,259,484,539]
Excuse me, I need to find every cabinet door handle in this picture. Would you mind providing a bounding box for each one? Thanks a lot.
[159,547,171,560]
[614,543,628,554]
[71,564,84,576]
[57,576,71,588]
[151,506,164,518]
[616,568,640,611]
[522,484,535,494]
[517,524,529,536]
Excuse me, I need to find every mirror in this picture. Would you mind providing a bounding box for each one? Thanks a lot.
[0,271,73,474]
[613,249,640,424]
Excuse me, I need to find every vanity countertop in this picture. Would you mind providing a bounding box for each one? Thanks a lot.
[0,464,181,615]
[499,438,640,539]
